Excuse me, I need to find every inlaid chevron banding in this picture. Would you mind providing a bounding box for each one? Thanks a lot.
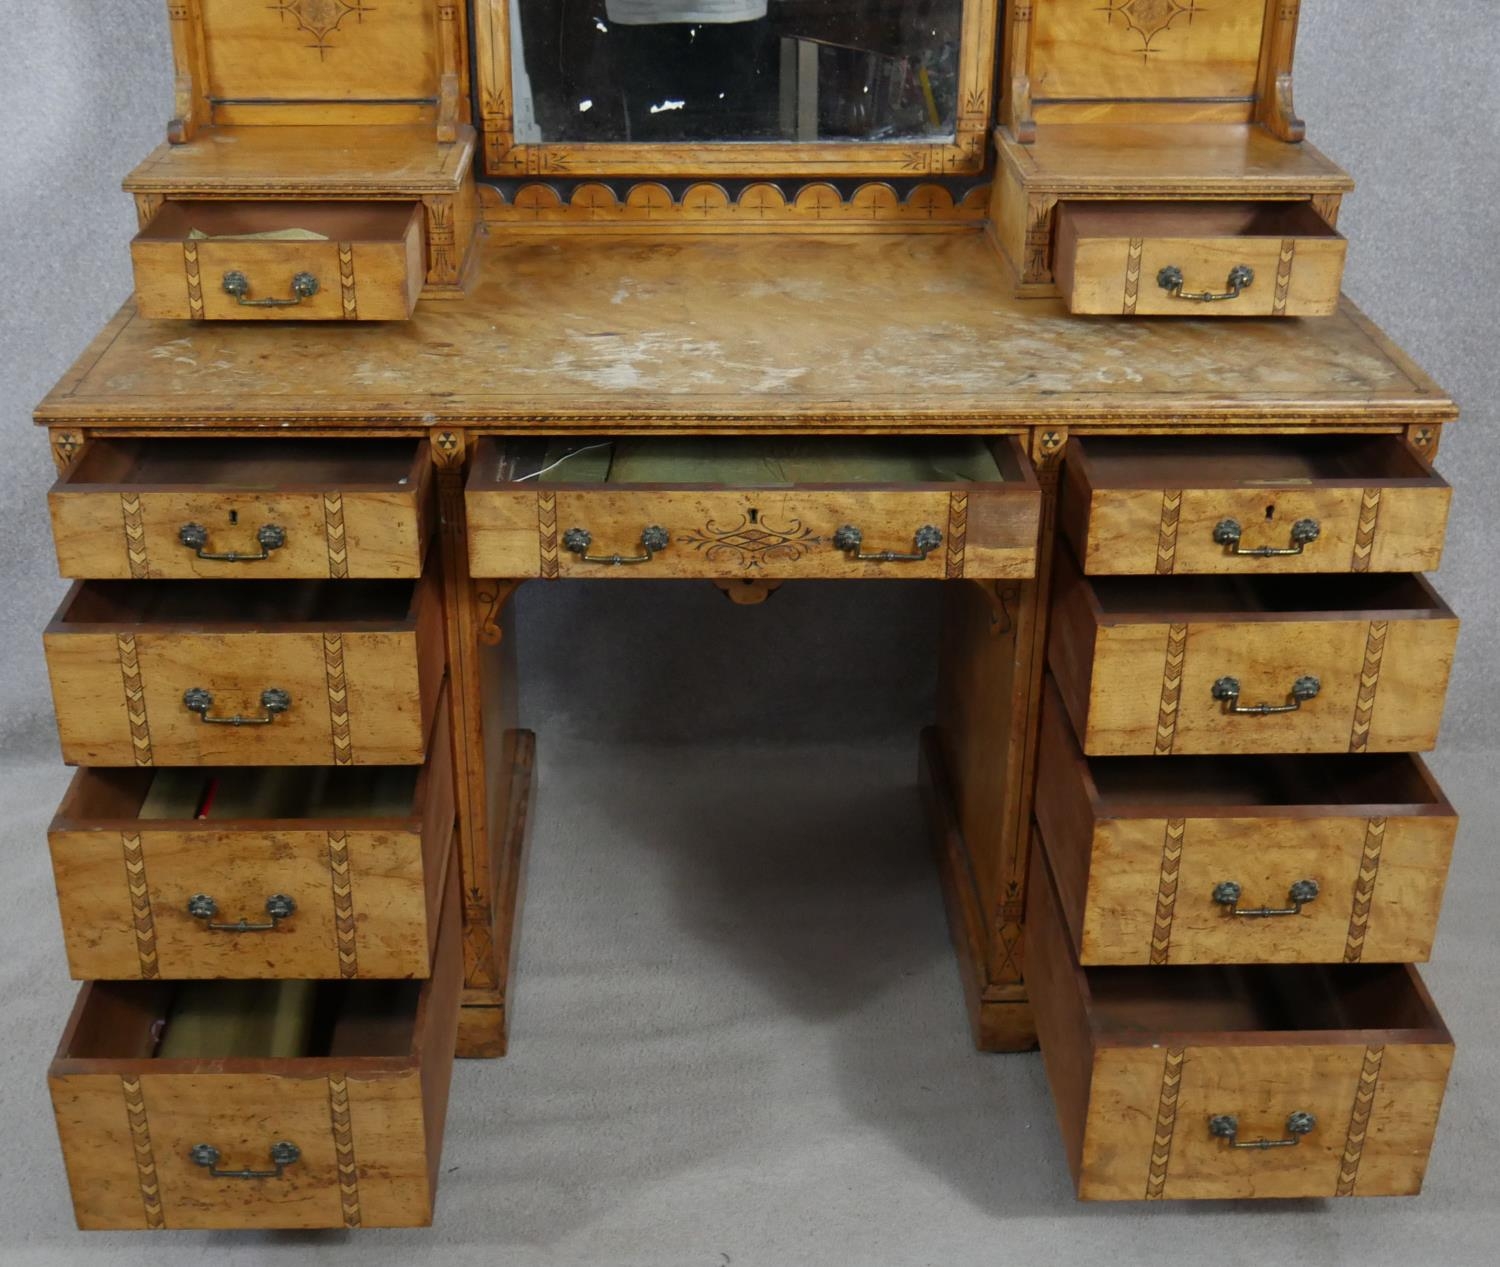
[323,633,353,765]
[1155,489,1182,574]
[1273,239,1296,315]
[327,1074,362,1226]
[1336,1045,1385,1196]
[120,832,160,980]
[1351,487,1382,573]
[1349,620,1389,752]
[324,491,350,579]
[120,494,149,578]
[120,1076,165,1228]
[1150,819,1186,964]
[116,634,154,766]
[338,243,358,320]
[1344,816,1388,963]
[1145,1048,1186,1199]
[182,241,204,319]
[1154,624,1188,755]
[538,492,559,579]
[1123,237,1144,315]
[329,830,358,978]
[946,491,968,578]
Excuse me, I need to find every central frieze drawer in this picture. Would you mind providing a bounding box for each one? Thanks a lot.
[49,865,462,1230]
[48,689,454,981]
[44,575,444,767]
[1061,434,1451,575]
[1027,844,1453,1201]
[465,436,1041,580]
[1048,547,1458,756]
[49,437,433,580]
[1035,678,1457,966]
[1054,201,1346,318]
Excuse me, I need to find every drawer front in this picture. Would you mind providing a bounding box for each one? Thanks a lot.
[1027,845,1453,1201]
[131,202,424,322]
[1035,689,1457,966]
[50,866,462,1230]
[1056,202,1345,318]
[50,698,454,980]
[468,487,1039,580]
[1060,435,1451,577]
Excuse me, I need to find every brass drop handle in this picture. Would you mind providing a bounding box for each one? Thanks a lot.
[183,687,291,726]
[1157,264,1255,303]
[1213,517,1321,557]
[222,270,320,308]
[1212,675,1319,716]
[188,892,296,932]
[179,522,286,562]
[1213,879,1319,918]
[563,525,670,565]
[833,524,943,563]
[1209,1113,1316,1150]
[191,1141,301,1179]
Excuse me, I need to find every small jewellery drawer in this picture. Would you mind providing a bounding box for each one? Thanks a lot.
[44,575,444,767]
[1027,845,1453,1201]
[1048,547,1458,756]
[49,864,462,1230]
[48,688,454,981]
[1035,678,1457,966]
[1054,201,1345,318]
[1061,434,1451,575]
[465,436,1041,580]
[50,438,434,580]
[132,201,425,321]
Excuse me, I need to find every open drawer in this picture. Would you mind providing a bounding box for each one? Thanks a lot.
[1054,201,1346,318]
[1027,843,1453,1201]
[131,201,425,321]
[44,575,445,767]
[49,437,434,580]
[1060,434,1451,575]
[48,688,454,981]
[49,862,462,1229]
[1035,677,1457,966]
[465,436,1041,580]
[1048,547,1459,756]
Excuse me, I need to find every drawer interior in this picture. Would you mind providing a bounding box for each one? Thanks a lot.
[1084,751,1450,813]
[59,437,424,490]
[137,200,421,245]
[54,578,418,626]
[1070,434,1441,488]
[1083,569,1449,619]
[1059,200,1341,243]
[488,436,1029,488]
[59,978,422,1062]
[55,765,422,825]
[1084,961,1448,1040]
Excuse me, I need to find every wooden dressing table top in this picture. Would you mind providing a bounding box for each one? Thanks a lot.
[38,231,1453,430]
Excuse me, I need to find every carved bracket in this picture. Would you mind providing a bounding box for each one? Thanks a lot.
[476,580,525,645]
[712,579,784,606]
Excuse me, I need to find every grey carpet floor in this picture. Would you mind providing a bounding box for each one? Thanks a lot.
[2,740,1496,1266]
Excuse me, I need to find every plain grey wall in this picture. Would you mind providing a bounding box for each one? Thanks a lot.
[1,1,1496,758]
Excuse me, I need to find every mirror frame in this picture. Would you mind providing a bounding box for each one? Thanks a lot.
[473,0,999,177]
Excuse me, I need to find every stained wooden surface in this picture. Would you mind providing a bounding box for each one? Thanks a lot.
[49,864,463,1229]
[1035,681,1457,965]
[35,233,1450,429]
[1027,843,1454,1201]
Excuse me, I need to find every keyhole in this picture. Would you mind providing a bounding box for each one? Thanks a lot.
[228,509,239,526]
[1265,504,1276,521]
[748,507,760,524]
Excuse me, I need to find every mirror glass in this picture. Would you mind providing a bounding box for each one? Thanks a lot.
[509,0,965,144]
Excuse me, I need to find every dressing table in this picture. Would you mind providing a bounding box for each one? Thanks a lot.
[32,0,1461,1226]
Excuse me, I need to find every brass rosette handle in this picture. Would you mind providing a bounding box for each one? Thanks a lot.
[222,270,320,308]
[1157,264,1255,303]
[1209,1113,1317,1151]
[190,1141,301,1179]
[832,524,942,563]
[183,686,291,726]
[1211,675,1320,716]
[1212,879,1320,918]
[563,525,670,565]
[187,892,296,933]
[1213,517,1321,557]
[179,521,286,562]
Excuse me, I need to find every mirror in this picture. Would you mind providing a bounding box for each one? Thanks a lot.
[508,0,966,145]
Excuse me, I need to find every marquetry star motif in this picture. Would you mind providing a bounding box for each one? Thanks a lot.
[1099,0,1203,60]
[268,0,375,59]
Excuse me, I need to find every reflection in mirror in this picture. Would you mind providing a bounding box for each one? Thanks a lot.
[510,0,964,144]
